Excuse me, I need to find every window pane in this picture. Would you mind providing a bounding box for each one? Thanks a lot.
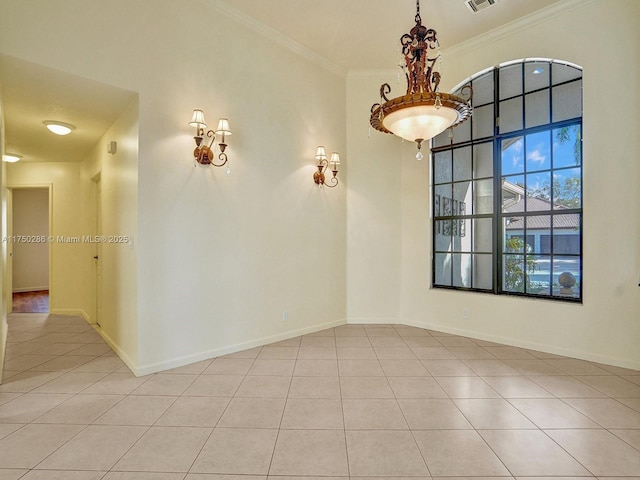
[452,253,472,288]
[448,217,471,251]
[472,254,493,290]
[473,142,493,179]
[499,97,523,133]
[525,89,550,128]
[457,218,471,246]
[473,179,493,214]
[472,71,494,106]
[553,256,581,298]
[473,104,494,139]
[553,80,582,121]
[526,131,551,172]
[499,63,522,99]
[501,137,524,175]
[526,215,550,253]
[502,254,525,292]
[435,184,452,251]
[502,174,525,213]
[553,125,581,168]
[525,61,550,92]
[434,184,451,216]
[453,182,472,212]
[452,116,471,144]
[553,215,581,254]
[552,234,580,255]
[434,151,452,183]
[433,128,450,148]
[504,218,526,253]
[473,218,493,253]
[435,253,452,285]
[435,221,451,250]
[552,168,581,209]
[526,172,552,211]
[453,147,472,181]
[527,255,551,295]
[552,62,581,85]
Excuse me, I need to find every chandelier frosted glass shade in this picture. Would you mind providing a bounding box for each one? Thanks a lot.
[371,92,470,143]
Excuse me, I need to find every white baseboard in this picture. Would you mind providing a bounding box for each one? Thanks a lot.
[96,327,137,375]
[49,308,92,324]
[12,286,48,293]
[347,317,400,325]
[402,318,640,371]
[0,318,7,385]
[132,318,348,377]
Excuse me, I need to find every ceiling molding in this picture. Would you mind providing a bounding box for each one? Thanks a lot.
[443,0,596,58]
[199,0,347,78]
[347,69,397,78]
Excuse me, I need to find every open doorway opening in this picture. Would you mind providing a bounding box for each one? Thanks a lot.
[10,187,50,313]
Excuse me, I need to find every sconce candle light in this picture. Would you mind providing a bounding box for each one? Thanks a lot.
[313,146,341,188]
[189,109,232,170]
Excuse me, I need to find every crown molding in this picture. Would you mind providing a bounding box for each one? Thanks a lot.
[443,0,597,58]
[344,0,595,78]
[347,69,397,78]
[198,0,347,78]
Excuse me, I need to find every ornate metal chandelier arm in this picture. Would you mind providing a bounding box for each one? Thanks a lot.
[380,83,391,102]
[460,84,474,103]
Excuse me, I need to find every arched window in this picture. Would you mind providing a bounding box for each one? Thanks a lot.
[431,59,582,301]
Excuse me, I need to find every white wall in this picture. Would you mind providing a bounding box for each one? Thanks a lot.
[11,188,49,292]
[0,0,347,375]
[349,0,640,368]
[82,98,139,367]
[0,96,7,381]
[346,72,403,324]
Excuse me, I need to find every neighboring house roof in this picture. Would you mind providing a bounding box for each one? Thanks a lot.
[503,184,579,230]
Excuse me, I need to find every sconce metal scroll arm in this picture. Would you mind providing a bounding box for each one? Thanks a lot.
[194,128,229,167]
[313,158,339,188]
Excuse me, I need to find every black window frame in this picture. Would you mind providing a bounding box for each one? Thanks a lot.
[431,59,583,302]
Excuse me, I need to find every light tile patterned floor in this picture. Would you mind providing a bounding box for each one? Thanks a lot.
[1,313,640,479]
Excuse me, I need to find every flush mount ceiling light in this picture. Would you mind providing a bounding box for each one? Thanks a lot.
[44,120,75,135]
[3,153,22,163]
[370,0,472,159]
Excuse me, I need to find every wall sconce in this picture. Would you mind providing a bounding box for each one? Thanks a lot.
[313,146,341,188]
[189,109,232,171]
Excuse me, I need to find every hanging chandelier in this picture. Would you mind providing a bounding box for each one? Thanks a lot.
[370,0,472,159]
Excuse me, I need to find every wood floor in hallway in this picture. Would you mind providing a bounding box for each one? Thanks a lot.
[12,290,49,313]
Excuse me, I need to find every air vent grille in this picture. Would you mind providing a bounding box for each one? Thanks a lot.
[465,0,498,13]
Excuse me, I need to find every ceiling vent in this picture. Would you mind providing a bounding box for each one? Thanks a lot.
[465,0,498,13]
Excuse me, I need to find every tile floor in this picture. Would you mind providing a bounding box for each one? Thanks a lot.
[1,313,640,479]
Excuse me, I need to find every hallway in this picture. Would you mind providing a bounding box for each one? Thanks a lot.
[1,314,640,479]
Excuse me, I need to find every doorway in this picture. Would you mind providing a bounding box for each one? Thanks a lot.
[9,187,51,313]
[92,173,102,328]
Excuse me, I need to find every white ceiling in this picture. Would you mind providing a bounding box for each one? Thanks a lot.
[0,55,136,163]
[214,0,565,70]
[2,0,564,164]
